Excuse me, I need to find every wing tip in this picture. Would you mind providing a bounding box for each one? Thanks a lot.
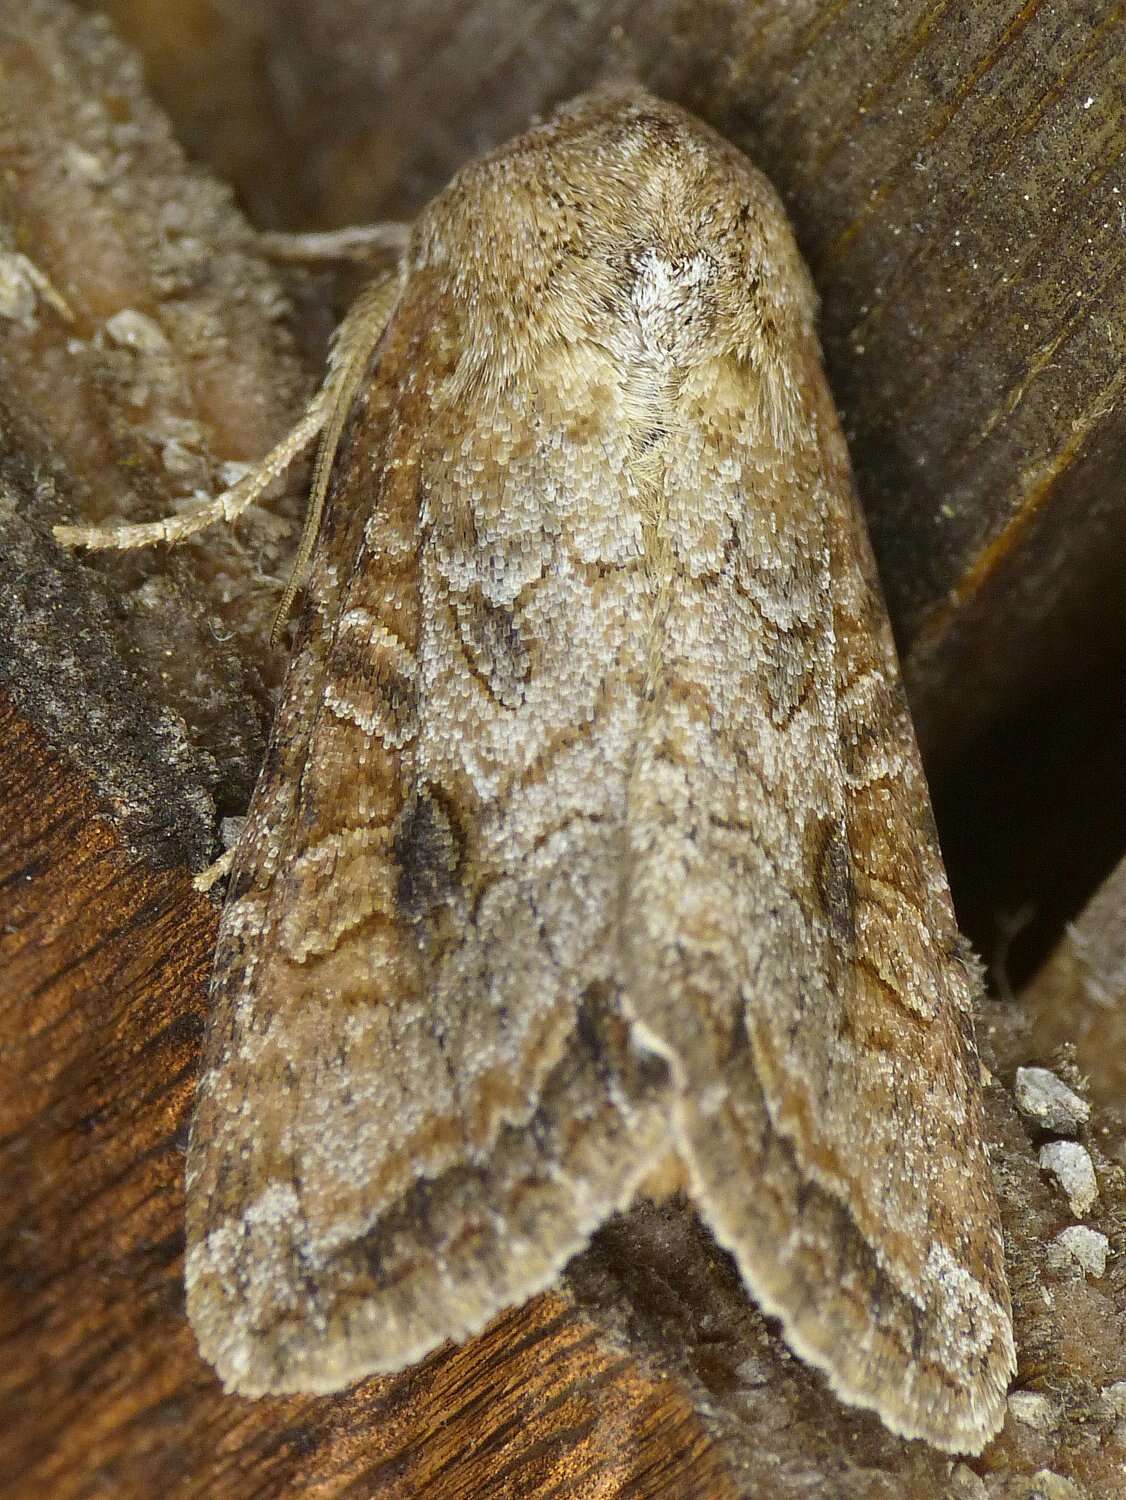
[678,1131,1015,1454]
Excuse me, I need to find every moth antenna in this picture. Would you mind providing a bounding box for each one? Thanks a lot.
[51,395,330,553]
[270,270,402,642]
[258,223,410,265]
[51,269,402,577]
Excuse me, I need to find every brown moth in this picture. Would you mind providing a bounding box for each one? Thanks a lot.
[57,85,1015,1452]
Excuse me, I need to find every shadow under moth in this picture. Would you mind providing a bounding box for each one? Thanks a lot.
[57,86,1015,1453]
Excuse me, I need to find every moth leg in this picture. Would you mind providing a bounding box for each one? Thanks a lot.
[258,223,410,266]
[270,270,402,637]
[193,848,235,894]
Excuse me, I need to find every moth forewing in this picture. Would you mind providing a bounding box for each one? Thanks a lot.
[162,87,1013,1449]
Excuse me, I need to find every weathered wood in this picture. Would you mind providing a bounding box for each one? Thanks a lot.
[1022,855,1126,1114]
[0,0,312,867]
[3,1,1124,1496]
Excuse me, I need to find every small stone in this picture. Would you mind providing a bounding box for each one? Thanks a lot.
[1038,1140,1098,1214]
[1100,1380,1126,1418]
[1008,1390,1058,1432]
[1048,1225,1109,1278]
[105,308,170,353]
[1014,1066,1090,1134]
[220,816,248,852]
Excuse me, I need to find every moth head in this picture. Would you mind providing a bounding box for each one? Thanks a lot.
[412,86,819,405]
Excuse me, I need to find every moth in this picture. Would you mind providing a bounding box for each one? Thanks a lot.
[57,86,1015,1453]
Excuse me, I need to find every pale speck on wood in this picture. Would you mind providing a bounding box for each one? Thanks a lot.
[1048,1225,1108,1278]
[1007,1391,1058,1433]
[55,85,1015,1454]
[1014,1065,1090,1135]
[1039,1140,1098,1216]
[104,307,171,353]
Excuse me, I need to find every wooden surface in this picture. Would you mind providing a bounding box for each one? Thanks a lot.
[2,2,1124,1496]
